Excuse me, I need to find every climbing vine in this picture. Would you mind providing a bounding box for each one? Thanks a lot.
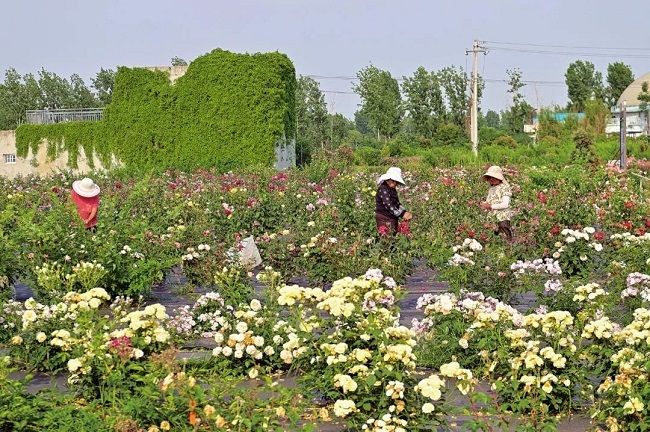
[15,49,296,172]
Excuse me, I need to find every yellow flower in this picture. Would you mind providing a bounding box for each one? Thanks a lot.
[623,397,644,414]
[215,415,227,427]
[10,336,23,345]
[542,381,553,393]
[160,421,170,431]
[67,358,82,373]
[422,402,435,413]
[203,405,216,417]
[333,400,357,418]
[36,332,47,343]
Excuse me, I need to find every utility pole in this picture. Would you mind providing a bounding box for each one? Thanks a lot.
[466,40,487,156]
[620,100,627,169]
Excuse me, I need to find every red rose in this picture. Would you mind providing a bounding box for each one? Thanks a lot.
[547,210,556,217]
[550,225,560,236]
[537,191,547,204]
[593,231,606,241]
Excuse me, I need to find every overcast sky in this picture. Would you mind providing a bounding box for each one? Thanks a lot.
[2,0,649,117]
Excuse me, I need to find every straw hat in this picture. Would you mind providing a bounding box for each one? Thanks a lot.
[72,177,100,198]
[483,166,505,182]
[377,167,405,185]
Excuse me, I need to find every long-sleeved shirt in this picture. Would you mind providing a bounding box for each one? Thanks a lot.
[486,182,513,222]
[375,181,406,220]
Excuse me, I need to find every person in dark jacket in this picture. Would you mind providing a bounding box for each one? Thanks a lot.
[375,167,412,235]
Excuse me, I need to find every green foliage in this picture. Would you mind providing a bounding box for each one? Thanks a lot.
[572,128,599,164]
[355,146,382,166]
[432,122,467,147]
[15,122,108,168]
[584,99,610,135]
[565,60,604,111]
[354,65,403,140]
[483,110,500,128]
[91,68,116,106]
[401,66,445,137]
[295,75,328,164]
[606,62,634,106]
[15,49,297,172]
[170,56,188,66]
[438,66,469,128]
[0,68,41,129]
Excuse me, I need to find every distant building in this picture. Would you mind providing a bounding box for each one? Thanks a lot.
[525,111,585,135]
[608,72,650,136]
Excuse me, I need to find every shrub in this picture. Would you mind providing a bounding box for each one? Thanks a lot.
[491,135,518,148]
[433,123,468,147]
[355,146,381,166]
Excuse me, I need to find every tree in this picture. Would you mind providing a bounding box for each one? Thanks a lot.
[92,68,116,106]
[353,65,403,140]
[0,68,41,129]
[638,81,650,134]
[354,110,371,135]
[565,60,604,111]
[38,68,72,109]
[606,62,634,107]
[439,66,468,128]
[68,74,97,108]
[295,75,328,162]
[504,68,533,133]
[171,57,188,66]
[484,110,500,128]
[401,66,445,137]
[328,113,354,147]
[437,66,484,130]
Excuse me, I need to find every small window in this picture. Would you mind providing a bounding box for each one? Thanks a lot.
[3,154,16,164]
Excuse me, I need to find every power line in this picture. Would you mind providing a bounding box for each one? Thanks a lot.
[307,74,565,87]
[486,46,650,59]
[321,90,356,94]
[483,40,650,52]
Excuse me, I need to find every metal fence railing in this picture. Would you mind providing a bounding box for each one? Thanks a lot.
[25,108,104,125]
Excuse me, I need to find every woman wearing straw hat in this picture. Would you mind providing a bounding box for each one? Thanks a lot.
[375,167,412,236]
[480,166,514,242]
[71,177,101,231]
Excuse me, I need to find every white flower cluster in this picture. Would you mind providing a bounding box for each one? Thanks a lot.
[510,258,562,276]
[181,244,211,261]
[610,232,650,245]
[119,245,145,260]
[448,238,483,267]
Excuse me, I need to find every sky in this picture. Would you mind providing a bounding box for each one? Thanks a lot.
[2,0,649,118]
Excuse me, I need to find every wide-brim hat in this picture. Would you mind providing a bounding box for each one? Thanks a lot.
[377,167,405,185]
[72,177,100,198]
[483,165,505,182]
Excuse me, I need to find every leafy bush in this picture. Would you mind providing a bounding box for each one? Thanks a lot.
[16,49,296,172]
[433,123,468,147]
[355,146,382,166]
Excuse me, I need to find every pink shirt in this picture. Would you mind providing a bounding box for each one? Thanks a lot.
[71,190,99,228]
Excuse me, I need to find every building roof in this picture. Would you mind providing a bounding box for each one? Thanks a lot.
[618,72,650,106]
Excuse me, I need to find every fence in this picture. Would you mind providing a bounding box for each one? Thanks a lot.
[25,108,104,125]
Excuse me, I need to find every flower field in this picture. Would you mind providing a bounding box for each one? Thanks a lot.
[0,162,649,431]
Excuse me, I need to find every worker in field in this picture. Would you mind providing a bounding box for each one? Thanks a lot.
[71,177,100,232]
[375,167,412,236]
[480,166,514,242]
